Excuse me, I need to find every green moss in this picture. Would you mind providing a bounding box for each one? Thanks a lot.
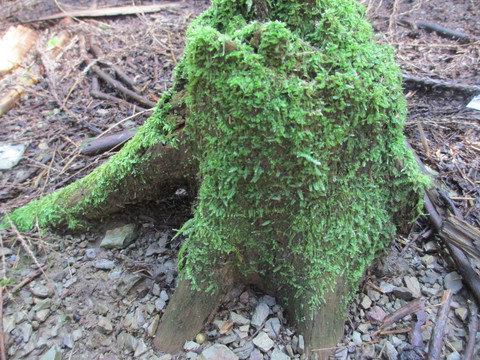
[176,0,427,307]
[5,0,427,311]
[4,90,180,231]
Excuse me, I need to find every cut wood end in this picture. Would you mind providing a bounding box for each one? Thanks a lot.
[0,25,38,75]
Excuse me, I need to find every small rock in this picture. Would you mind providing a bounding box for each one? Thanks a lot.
[404,276,421,298]
[98,316,113,334]
[249,348,263,360]
[147,315,160,337]
[231,312,250,326]
[0,143,26,170]
[384,341,398,360]
[184,341,201,351]
[334,348,348,360]
[367,306,387,324]
[379,282,395,293]
[155,298,166,311]
[357,323,371,334]
[97,303,109,315]
[423,241,438,253]
[271,348,290,360]
[239,291,249,304]
[251,303,270,328]
[392,286,413,301]
[39,346,61,360]
[63,276,77,288]
[62,334,74,349]
[100,224,138,249]
[351,331,362,344]
[220,334,237,345]
[421,255,435,266]
[444,272,463,293]
[152,283,161,296]
[253,332,274,352]
[93,259,116,270]
[446,352,461,360]
[146,243,166,256]
[158,355,173,360]
[85,248,97,260]
[117,273,142,296]
[233,341,254,359]
[298,335,305,355]
[72,329,83,341]
[17,322,33,342]
[3,315,15,333]
[30,284,53,298]
[199,344,239,360]
[360,295,372,310]
[262,295,276,307]
[134,339,148,357]
[366,289,381,302]
[265,317,281,339]
[454,307,468,322]
[160,290,169,301]
[361,344,375,359]
[35,309,51,322]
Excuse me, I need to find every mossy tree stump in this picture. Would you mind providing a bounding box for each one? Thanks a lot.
[5,0,426,358]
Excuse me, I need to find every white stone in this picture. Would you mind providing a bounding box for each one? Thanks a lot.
[253,332,274,352]
[0,143,26,170]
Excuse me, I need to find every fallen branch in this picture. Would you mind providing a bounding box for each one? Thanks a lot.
[25,3,184,23]
[88,36,140,93]
[403,74,480,94]
[426,290,453,360]
[374,297,426,334]
[416,21,472,42]
[81,130,138,156]
[90,65,156,108]
[90,89,148,112]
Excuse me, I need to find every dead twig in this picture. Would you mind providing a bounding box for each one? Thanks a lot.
[374,297,426,335]
[311,340,379,353]
[90,89,148,112]
[5,218,57,297]
[403,74,480,94]
[26,3,185,23]
[426,290,453,360]
[416,22,472,42]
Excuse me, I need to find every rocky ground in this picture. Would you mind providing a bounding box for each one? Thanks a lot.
[1,0,479,359]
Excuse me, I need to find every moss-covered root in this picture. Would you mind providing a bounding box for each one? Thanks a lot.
[6,137,195,231]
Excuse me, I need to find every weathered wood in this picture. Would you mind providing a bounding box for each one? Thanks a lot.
[0,25,37,76]
[464,300,478,360]
[408,143,480,305]
[426,290,453,360]
[154,270,235,354]
[416,21,472,42]
[81,130,138,156]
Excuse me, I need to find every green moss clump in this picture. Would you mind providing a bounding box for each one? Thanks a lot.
[176,0,426,307]
[4,90,180,231]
